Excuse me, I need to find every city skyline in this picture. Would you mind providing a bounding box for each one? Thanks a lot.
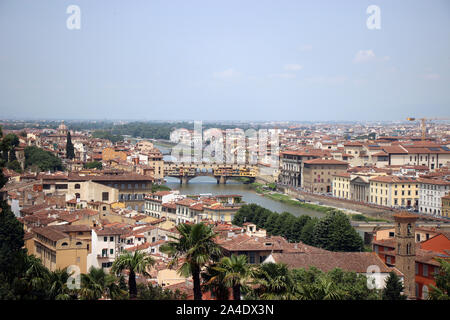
[0,0,449,121]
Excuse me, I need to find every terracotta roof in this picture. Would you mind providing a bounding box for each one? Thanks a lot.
[303,158,348,165]
[269,252,395,274]
[417,178,450,186]
[33,226,69,241]
[216,234,327,253]
[370,175,418,183]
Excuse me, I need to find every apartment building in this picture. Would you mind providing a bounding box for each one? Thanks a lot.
[442,194,450,218]
[88,227,128,270]
[301,159,348,193]
[278,150,324,187]
[418,177,450,216]
[369,175,419,209]
[26,224,92,274]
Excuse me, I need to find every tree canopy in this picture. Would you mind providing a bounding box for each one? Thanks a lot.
[233,205,363,252]
[24,146,63,172]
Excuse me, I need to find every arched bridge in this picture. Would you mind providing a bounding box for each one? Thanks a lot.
[164,162,258,184]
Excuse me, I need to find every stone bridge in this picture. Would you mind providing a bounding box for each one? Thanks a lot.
[164,162,259,184]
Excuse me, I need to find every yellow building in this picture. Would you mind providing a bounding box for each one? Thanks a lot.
[27,225,91,274]
[369,175,419,209]
[102,147,128,162]
[333,172,351,199]
[442,194,450,218]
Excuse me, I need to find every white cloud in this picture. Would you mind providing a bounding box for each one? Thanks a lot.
[354,50,376,63]
[284,64,303,71]
[213,68,240,79]
[424,73,440,80]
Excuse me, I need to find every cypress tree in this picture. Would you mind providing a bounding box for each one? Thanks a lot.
[66,131,75,159]
[382,272,407,300]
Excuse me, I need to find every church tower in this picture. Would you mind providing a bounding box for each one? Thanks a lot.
[57,120,68,136]
[394,211,418,299]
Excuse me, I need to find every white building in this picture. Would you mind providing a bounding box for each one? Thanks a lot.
[418,178,450,216]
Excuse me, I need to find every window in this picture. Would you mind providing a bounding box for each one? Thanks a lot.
[110,249,114,255]
[61,242,68,246]
[104,237,108,242]
[110,236,114,242]
[422,285,429,299]
[76,241,82,246]
[423,265,428,277]
[102,192,109,201]
[75,183,81,189]
[415,263,418,275]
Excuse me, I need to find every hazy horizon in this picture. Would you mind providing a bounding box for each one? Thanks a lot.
[1,0,449,121]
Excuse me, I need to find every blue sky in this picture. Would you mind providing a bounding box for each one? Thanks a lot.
[0,0,449,121]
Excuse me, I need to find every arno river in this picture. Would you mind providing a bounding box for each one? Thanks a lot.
[155,143,324,219]
[165,176,324,218]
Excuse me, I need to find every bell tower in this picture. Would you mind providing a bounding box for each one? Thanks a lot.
[394,211,418,299]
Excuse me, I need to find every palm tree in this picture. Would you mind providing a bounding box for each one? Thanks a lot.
[23,254,51,299]
[252,262,297,300]
[48,268,72,300]
[79,267,109,300]
[296,275,344,300]
[111,250,155,299]
[202,263,231,300]
[213,254,252,300]
[160,223,222,300]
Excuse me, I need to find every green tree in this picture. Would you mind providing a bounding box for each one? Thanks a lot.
[382,271,406,300]
[202,263,231,300]
[0,200,26,282]
[79,266,127,300]
[312,210,363,252]
[429,258,450,300]
[290,215,311,243]
[251,263,297,300]
[299,217,318,245]
[0,133,19,164]
[7,160,22,173]
[213,254,253,300]
[24,146,63,172]
[137,283,187,300]
[66,131,75,159]
[48,268,74,300]
[160,223,222,300]
[111,250,155,299]
[84,161,102,170]
[264,213,279,234]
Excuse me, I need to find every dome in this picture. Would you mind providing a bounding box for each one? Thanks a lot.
[58,120,68,130]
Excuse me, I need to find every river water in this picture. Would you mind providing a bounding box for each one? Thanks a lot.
[156,143,324,218]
